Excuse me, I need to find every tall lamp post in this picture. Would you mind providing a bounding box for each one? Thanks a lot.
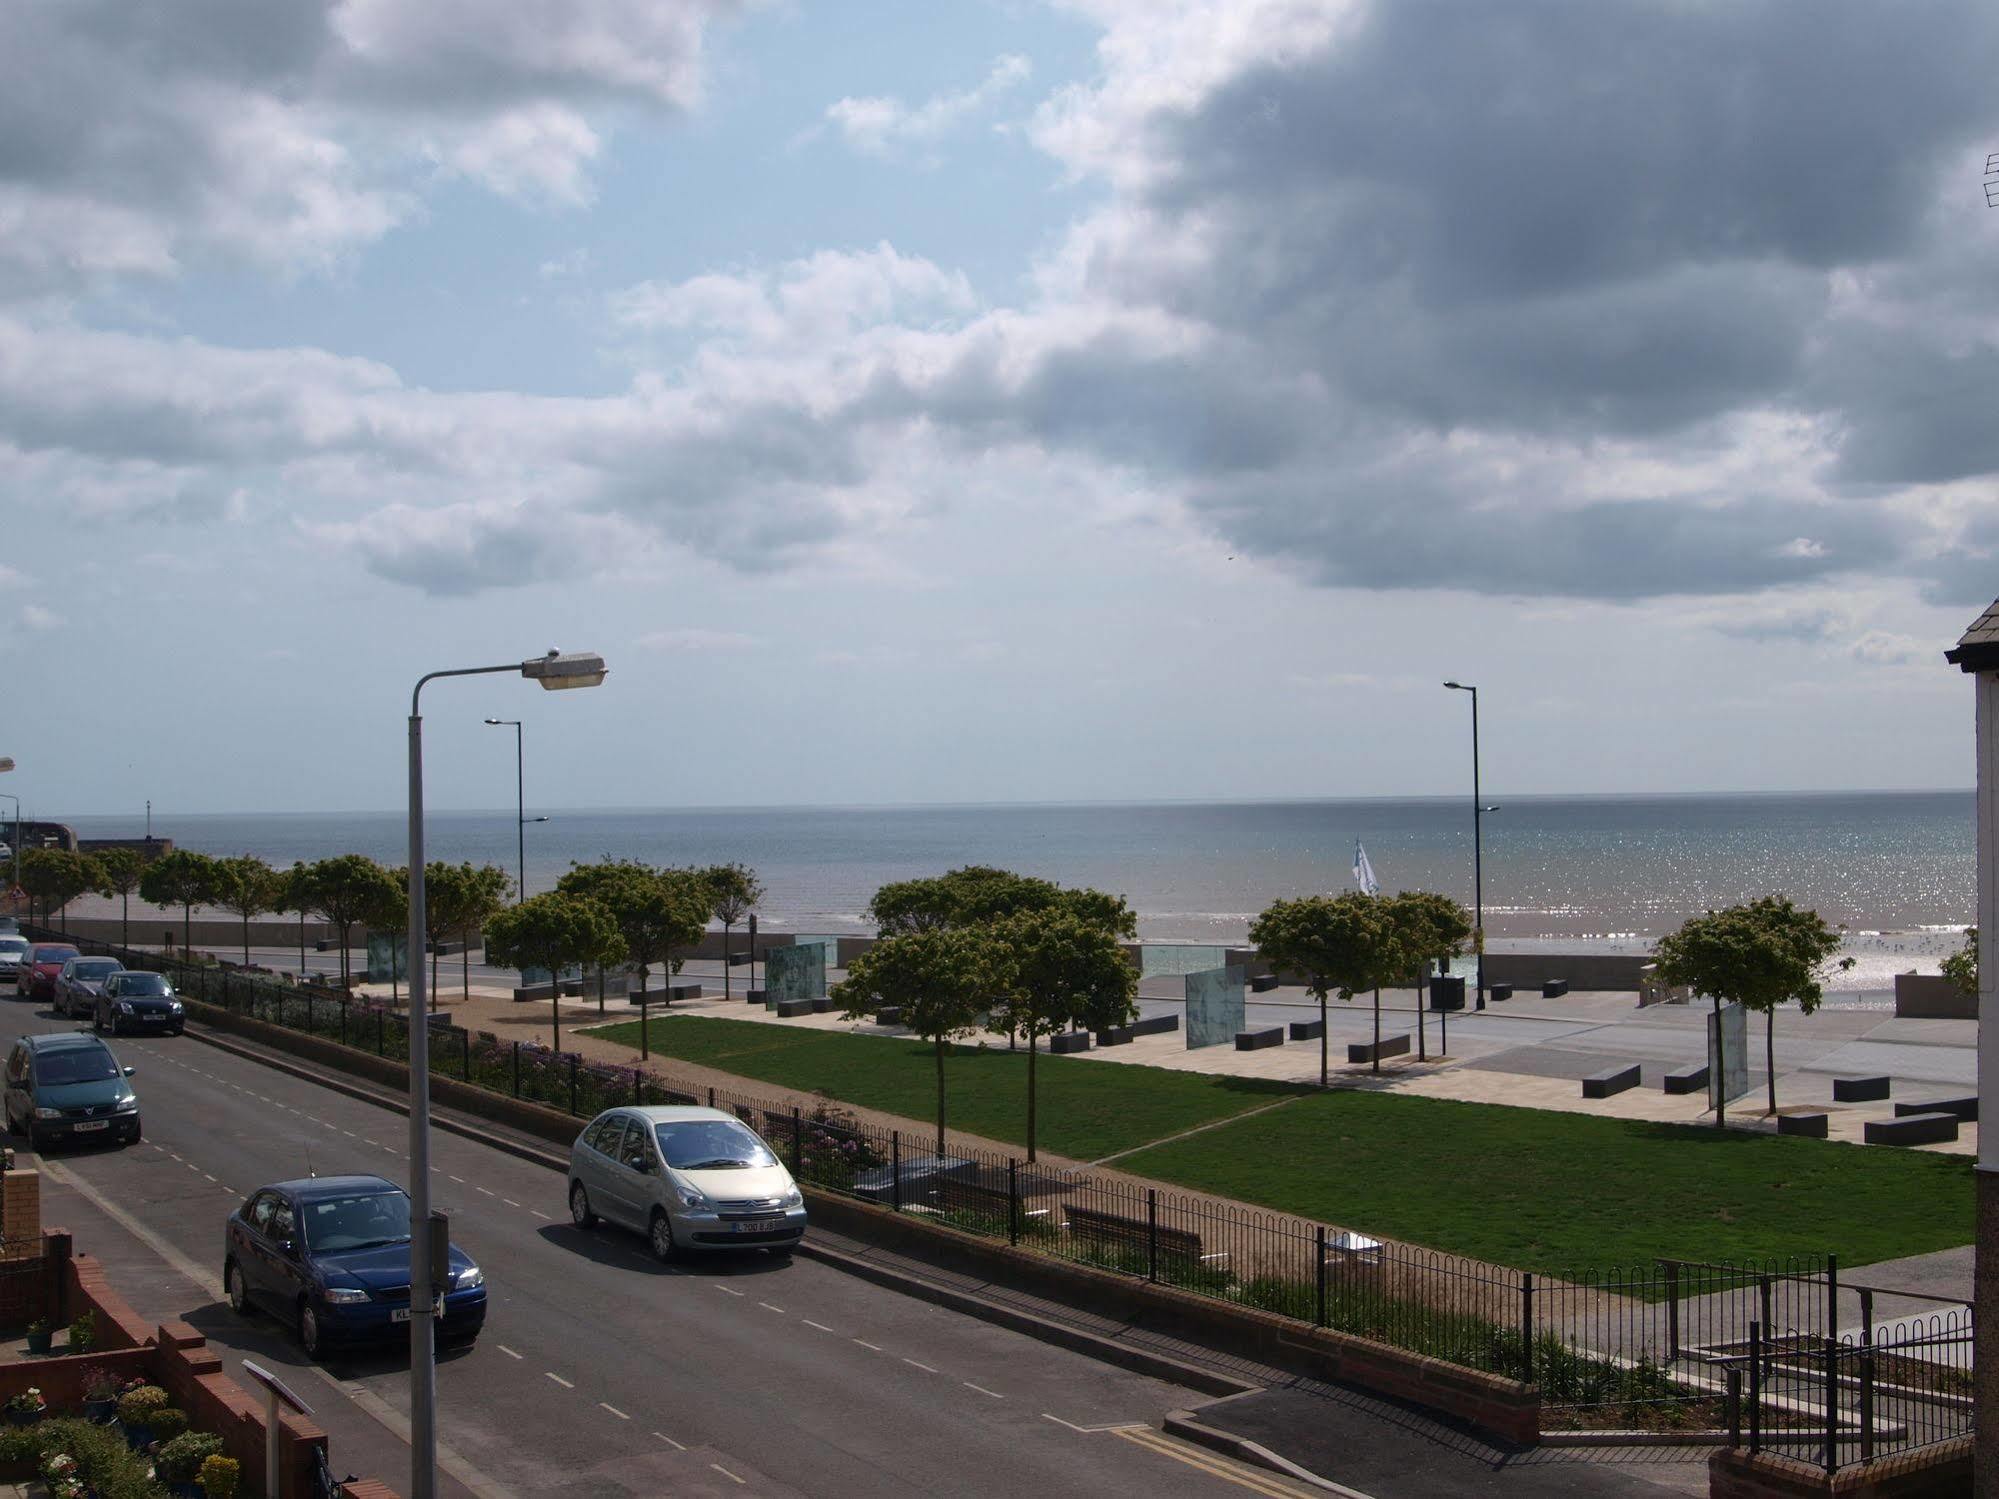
[409,651,605,1499]
[1442,682,1486,1011]
[482,719,550,903]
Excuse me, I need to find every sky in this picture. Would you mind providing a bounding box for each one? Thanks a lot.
[5,0,1999,819]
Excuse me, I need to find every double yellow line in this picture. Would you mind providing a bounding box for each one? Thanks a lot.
[1111,1425,1326,1498]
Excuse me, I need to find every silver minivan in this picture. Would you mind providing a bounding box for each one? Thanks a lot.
[567,1106,808,1262]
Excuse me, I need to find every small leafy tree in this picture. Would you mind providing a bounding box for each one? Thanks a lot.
[1383,890,1472,1061]
[834,927,995,1155]
[1250,893,1400,1084]
[451,864,512,1001]
[989,909,1138,1162]
[96,848,145,949]
[211,855,281,965]
[301,854,400,991]
[19,848,106,927]
[483,891,627,1051]
[139,849,221,953]
[367,868,410,1003]
[558,861,709,1055]
[1654,895,1848,1119]
[1942,927,1978,1000]
[703,862,764,1001]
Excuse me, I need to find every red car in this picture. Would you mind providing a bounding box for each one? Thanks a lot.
[22,945,78,1002]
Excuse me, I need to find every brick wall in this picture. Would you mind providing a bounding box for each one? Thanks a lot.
[1708,1439,1973,1498]
[152,1319,329,1499]
[2,1169,41,1259]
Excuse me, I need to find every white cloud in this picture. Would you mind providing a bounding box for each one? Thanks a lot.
[440,105,602,206]
[634,628,758,653]
[19,604,58,631]
[824,54,1031,159]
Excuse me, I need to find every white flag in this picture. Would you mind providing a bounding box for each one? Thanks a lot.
[1352,839,1380,896]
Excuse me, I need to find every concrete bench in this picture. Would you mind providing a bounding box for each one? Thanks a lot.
[1582,1064,1640,1099]
[1235,1028,1284,1051]
[1865,1113,1958,1147]
[1347,1033,1410,1064]
[1288,1019,1325,1042]
[1094,1025,1134,1047]
[511,980,583,1003]
[1049,1031,1091,1055]
[667,983,702,1002]
[746,989,767,1005]
[1429,977,1466,1012]
[774,998,815,1019]
[1064,1204,1203,1265]
[726,952,754,967]
[810,996,834,1013]
[1897,1096,1978,1122]
[1489,983,1513,1002]
[1834,1076,1891,1103]
[1542,979,1569,998]
[1777,1113,1829,1138]
[1663,1063,1709,1095]
[874,1006,904,1026]
[1131,1014,1180,1037]
[1250,974,1280,993]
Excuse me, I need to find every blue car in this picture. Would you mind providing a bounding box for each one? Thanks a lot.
[223,1174,486,1359]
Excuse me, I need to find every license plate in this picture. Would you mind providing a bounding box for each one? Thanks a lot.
[733,1218,783,1233]
[73,1120,108,1132]
[391,1308,410,1323]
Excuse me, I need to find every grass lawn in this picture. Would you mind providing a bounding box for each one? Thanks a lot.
[1116,1091,1976,1278]
[586,1014,1303,1161]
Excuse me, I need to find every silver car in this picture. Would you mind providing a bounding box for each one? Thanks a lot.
[55,956,123,1018]
[0,937,29,987]
[566,1106,807,1263]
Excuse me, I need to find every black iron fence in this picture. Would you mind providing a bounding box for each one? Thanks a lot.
[28,927,1975,1466]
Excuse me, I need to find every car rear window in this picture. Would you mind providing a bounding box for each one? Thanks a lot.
[0,940,27,956]
[31,947,77,963]
[73,960,120,979]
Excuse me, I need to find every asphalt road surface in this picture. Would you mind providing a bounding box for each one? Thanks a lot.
[10,1000,1324,1499]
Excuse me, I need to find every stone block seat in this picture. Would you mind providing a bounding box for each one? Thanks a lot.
[1542,979,1569,998]
[1582,1063,1640,1099]
[1235,1028,1283,1051]
[1865,1113,1958,1146]
[1489,983,1513,1001]
[1663,1063,1709,1095]
[873,1006,904,1026]
[1250,974,1280,993]
[1130,1014,1180,1037]
[1834,1076,1891,1103]
[1289,1019,1325,1042]
[1776,1112,1829,1138]
[774,998,814,1019]
[1094,1025,1134,1047]
[1347,1034,1410,1065]
[1049,1031,1091,1055]
[1896,1096,1978,1122]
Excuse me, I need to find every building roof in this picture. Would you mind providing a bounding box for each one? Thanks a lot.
[1945,597,1999,673]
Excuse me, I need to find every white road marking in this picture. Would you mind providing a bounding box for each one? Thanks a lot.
[496,1345,523,1360]
[852,1339,882,1351]
[450,1175,465,1183]
[963,1383,1004,1399]
[476,1187,495,1197]
[1041,1414,1149,1435]
[599,1402,629,1421]
[902,1359,938,1373]
[709,1464,746,1485]
[651,1432,685,1451]
[529,1209,550,1220]
[544,1372,574,1389]
[802,1320,835,1333]
[757,1301,785,1314]
[713,1285,744,1297]
[502,1199,520,1208]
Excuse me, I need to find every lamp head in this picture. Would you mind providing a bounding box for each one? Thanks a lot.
[521,651,607,691]
[1443,681,1471,692]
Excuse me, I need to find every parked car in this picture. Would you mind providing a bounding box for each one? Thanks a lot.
[223,1174,486,1359]
[2,1032,139,1150]
[20,944,78,1002]
[0,937,29,987]
[54,956,123,1019]
[567,1106,807,1262]
[96,972,185,1036]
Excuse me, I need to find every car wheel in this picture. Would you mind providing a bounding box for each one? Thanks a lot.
[125,1120,140,1145]
[225,1261,251,1318]
[298,1300,324,1359]
[172,1025,184,1037]
[568,1181,596,1229]
[648,1209,677,1264]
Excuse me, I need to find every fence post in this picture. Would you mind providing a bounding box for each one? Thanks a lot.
[1748,1320,1763,1454]
[568,1055,578,1116]
[1520,1272,1535,1383]
[511,1040,520,1099]
[1823,1335,1839,1474]
[1725,1368,1742,1449]
[791,1107,803,1178]
[707,1087,715,1108]
[1008,1159,1019,1247]
[890,1133,902,1213]
[1146,1190,1158,1283]
[1858,1340,1874,1462]
[1314,1226,1327,1328]
[462,1030,471,1084]
[1665,1261,1680,1363]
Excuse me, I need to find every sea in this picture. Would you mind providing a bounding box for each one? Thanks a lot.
[51,791,1973,990]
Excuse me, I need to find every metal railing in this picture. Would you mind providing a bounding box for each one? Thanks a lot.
[28,926,1975,1466]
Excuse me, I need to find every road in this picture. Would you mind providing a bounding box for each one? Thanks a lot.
[11,999,1322,1499]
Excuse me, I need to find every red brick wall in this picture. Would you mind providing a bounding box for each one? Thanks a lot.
[1708,1439,1973,1498]
[152,1320,329,1499]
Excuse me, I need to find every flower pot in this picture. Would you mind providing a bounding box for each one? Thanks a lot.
[24,1331,51,1354]
[83,1396,116,1423]
[123,1422,152,1451]
[5,1408,40,1426]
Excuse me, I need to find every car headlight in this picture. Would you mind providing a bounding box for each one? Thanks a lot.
[673,1184,712,1210]
[169,1001,183,1012]
[32,1108,60,1120]
[780,1187,804,1209]
[113,1097,137,1113]
[117,1002,134,1014]
[321,1287,370,1305]
[454,1265,483,1290]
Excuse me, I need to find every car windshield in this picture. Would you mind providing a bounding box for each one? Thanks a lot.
[302,1191,412,1253]
[33,1046,118,1085]
[118,974,170,997]
[0,940,27,956]
[31,948,76,964]
[72,961,119,980]
[655,1119,777,1171]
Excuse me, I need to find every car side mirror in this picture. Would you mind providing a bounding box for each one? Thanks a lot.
[278,1239,299,1259]
[122,1066,135,1077]
[625,1153,653,1174]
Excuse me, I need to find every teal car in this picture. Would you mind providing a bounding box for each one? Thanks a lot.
[3,1033,139,1150]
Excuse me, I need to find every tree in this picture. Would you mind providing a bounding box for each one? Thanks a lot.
[1383,890,1472,1061]
[558,861,710,1057]
[989,909,1138,1162]
[300,855,400,991]
[1250,893,1400,1085]
[211,855,281,965]
[483,892,627,1051]
[280,862,318,980]
[1943,927,1978,1000]
[19,849,106,928]
[139,849,221,954]
[449,865,512,1002]
[703,863,764,1002]
[833,927,996,1156]
[367,868,410,1003]
[1654,896,1848,1119]
[96,849,145,949]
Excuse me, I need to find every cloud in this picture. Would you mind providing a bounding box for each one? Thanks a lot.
[19,604,58,631]
[1710,606,1848,645]
[438,105,601,206]
[823,54,1031,159]
[634,628,758,652]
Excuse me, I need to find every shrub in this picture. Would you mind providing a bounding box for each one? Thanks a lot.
[81,1366,121,1403]
[146,1408,188,1444]
[114,1386,169,1427]
[66,1311,96,1354]
[198,1453,239,1498]
[153,1431,225,1483]
[0,1417,167,1499]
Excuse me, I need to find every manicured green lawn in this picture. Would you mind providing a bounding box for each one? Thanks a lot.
[586,1015,1303,1161]
[1116,1091,1976,1277]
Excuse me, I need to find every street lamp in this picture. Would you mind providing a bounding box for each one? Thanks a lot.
[1442,682,1487,1012]
[407,650,604,1499]
[482,720,551,903]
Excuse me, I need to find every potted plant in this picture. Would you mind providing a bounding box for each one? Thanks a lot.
[154,1431,226,1498]
[66,1310,96,1356]
[198,1452,240,1499]
[81,1365,120,1423]
[23,1319,50,1355]
[149,1406,190,1444]
[116,1383,170,1449]
[40,1449,83,1499]
[3,1387,46,1425]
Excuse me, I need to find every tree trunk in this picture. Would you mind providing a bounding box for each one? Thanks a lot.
[183,902,192,956]
[723,920,732,1002]
[1416,966,1427,1060]
[1027,1034,1038,1164]
[1766,1009,1777,1116]
[431,938,440,999]
[638,964,649,1060]
[935,1036,947,1157]
[298,913,305,980]
[552,979,562,1052]
[121,892,130,951]
[242,912,251,966]
[1371,986,1381,1074]
[1319,993,1328,1086]
[461,931,470,1001]
[1713,993,1726,1129]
